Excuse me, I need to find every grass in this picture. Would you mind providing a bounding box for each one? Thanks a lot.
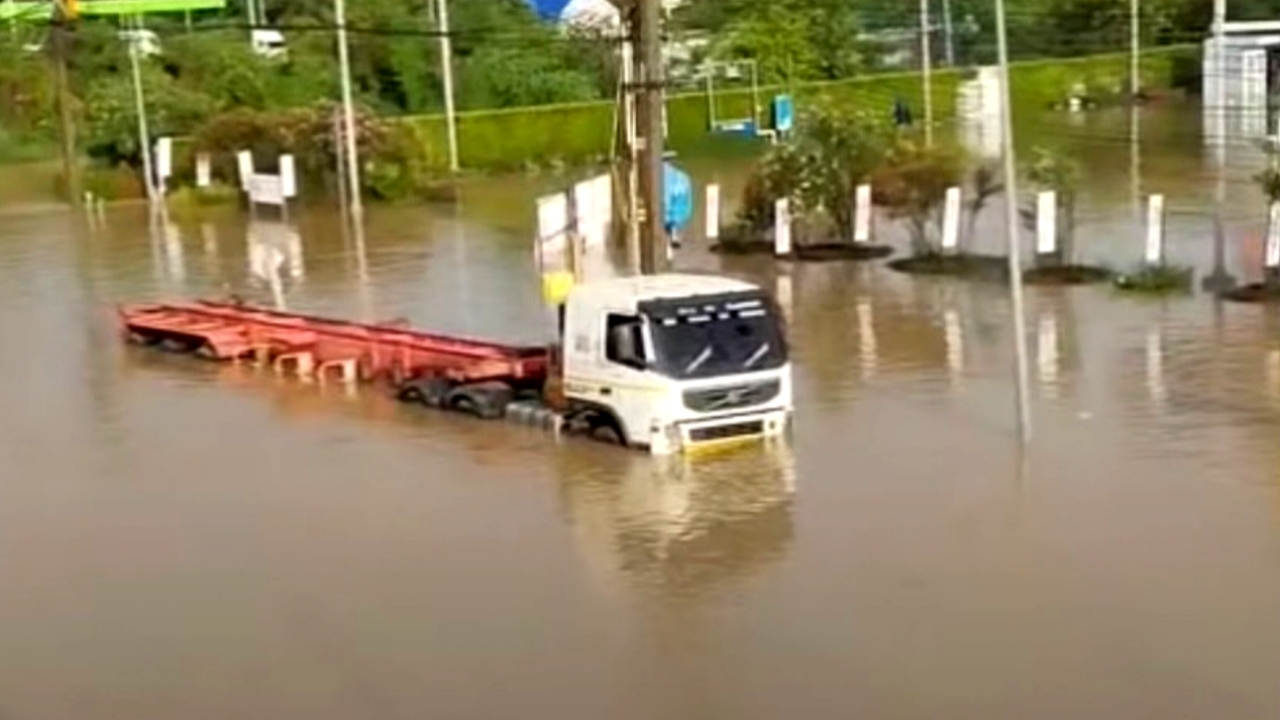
[1113,265,1194,294]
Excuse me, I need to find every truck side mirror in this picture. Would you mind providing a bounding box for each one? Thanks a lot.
[608,322,645,371]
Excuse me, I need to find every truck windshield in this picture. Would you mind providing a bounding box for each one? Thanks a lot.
[643,294,787,380]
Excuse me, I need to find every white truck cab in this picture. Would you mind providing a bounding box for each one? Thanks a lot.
[559,273,793,455]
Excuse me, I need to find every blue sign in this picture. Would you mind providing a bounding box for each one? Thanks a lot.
[525,0,573,20]
[772,94,795,134]
[664,162,693,235]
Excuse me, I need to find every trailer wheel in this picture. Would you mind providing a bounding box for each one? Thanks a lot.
[397,377,452,408]
[448,382,514,420]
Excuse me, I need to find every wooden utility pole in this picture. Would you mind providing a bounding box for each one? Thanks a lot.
[635,0,665,274]
[51,0,82,206]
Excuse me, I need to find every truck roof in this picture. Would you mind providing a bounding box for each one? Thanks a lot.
[574,273,760,305]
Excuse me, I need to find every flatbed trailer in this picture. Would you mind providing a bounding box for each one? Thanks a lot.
[120,300,561,421]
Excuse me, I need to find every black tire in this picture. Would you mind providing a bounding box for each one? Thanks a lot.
[589,418,626,446]
[397,377,452,407]
[448,382,514,420]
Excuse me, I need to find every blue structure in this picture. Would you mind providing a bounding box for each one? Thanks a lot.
[772,94,795,135]
[525,0,573,20]
[664,162,694,240]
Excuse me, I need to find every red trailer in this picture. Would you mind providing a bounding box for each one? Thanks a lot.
[119,300,554,418]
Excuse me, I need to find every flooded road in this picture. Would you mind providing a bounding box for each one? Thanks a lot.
[1,102,1279,719]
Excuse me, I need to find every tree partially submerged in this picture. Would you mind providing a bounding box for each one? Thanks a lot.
[1024,146,1082,264]
[872,138,966,254]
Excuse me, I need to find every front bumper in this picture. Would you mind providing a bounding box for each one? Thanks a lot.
[650,408,792,455]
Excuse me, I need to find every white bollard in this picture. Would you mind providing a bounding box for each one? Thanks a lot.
[705,183,720,242]
[854,183,873,243]
[155,137,172,196]
[236,150,255,191]
[280,155,297,200]
[1036,190,1058,256]
[941,186,962,253]
[1267,201,1280,271]
[1145,194,1166,266]
[774,198,792,256]
[195,153,212,188]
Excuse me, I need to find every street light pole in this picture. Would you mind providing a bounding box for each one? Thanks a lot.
[334,0,362,218]
[128,18,156,205]
[1129,0,1140,98]
[994,0,1032,444]
[435,0,460,172]
[920,0,934,145]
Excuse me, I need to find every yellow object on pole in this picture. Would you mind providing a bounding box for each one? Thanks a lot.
[541,271,576,307]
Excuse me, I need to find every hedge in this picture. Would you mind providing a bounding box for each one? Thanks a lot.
[403,45,1198,173]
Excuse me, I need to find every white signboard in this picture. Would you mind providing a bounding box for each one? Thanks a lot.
[1145,194,1166,265]
[705,183,721,241]
[280,155,297,199]
[1036,191,1058,255]
[854,183,873,243]
[536,192,571,257]
[774,198,792,256]
[1267,201,1280,269]
[941,186,962,252]
[236,150,254,190]
[248,174,285,206]
[195,153,211,188]
[572,173,611,248]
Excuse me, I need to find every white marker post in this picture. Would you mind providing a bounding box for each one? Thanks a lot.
[705,183,721,242]
[154,137,172,197]
[854,183,873,243]
[1144,193,1166,266]
[1267,201,1280,276]
[774,198,792,256]
[236,150,254,190]
[941,186,962,253]
[1036,190,1058,259]
[280,155,297,199]
[195,153,211,189]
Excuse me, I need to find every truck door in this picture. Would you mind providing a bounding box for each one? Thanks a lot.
[599,312,658,447]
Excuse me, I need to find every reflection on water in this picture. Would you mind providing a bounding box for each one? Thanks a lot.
[0,102,1278,719]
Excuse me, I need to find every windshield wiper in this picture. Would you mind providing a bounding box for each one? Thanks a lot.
[683,345,713,374]
[743,342,771,369]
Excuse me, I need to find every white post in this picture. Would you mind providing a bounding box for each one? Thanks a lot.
[280,154,297,198]
[920,0,934,146]
[854,183,873,243]
[195,153,211,188]
[774,198,792,256]
[154,137,172,196]
[1266,201,1280,271]
[1144,193,1165,266]
[1036,190,1057,256]
[335,0,363,218]
[942,0,955,66]
[436,0,460,173]
[705,183,720,241]
[941,185,962,253]
[127,21,156,205]
[236,150,254,189]
[995,0,1032,444]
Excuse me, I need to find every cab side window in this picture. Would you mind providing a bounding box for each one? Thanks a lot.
[605,314,646,370]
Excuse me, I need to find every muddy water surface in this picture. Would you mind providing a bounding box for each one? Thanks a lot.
[0,103,1278,719]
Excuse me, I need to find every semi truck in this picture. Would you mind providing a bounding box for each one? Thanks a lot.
[120,273,794,454]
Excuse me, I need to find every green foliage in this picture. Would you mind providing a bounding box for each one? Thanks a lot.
[192,103,434,201]
[1114,264,1194,293]
[83,63,215,170]
[873,138,967,253]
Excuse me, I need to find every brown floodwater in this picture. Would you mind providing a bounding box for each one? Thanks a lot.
[1,103,1278,719]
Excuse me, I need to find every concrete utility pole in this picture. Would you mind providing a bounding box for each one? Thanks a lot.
[334,0,362,218]
[919,0,934,145]
[435,0,460,172]
[51,0,82,206]
[636,0,666,274]
[942,0,955,66]
[995,0,1032,444]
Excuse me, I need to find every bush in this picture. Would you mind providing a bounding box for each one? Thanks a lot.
[191,103,437,202]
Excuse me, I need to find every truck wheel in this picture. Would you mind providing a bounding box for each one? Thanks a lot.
[589,418,626,446]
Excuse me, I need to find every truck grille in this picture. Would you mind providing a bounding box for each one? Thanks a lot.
[683,379,780,413]
[687,420,765,444]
